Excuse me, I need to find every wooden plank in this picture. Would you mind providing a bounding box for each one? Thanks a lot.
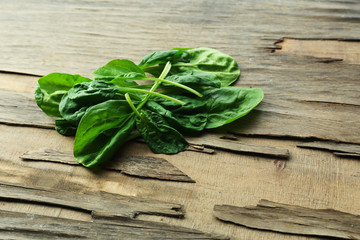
[226,109,360,144]
[0,181,184,218]
[188,134,290,158]
[274,38,360,64]
[0,89,54,128]
[21,148,195,182]
[1,0,359,77]
[0,210,228,240]
[214,199,360,239]
[297,141,360,155]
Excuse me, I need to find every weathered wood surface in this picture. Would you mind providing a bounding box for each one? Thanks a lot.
[1,0,360,239]
[275,38,360,64]
[0,89,54,128]
[188,133,290,158]
[0,0,359,144]
[297,141,360,156]
[21,148,195,182]
[2,87,360,239]
[225,96,360,143]
[0,181,184,218]
[0,210,227,240]
[214,199,360,239]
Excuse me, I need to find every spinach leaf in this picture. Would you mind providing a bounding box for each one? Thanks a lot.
[55,118,77,136]
[145,100,207,133]
[74,100,135,167]
[138,50,186,69]
[203,87,264,129]
[92,59,145,81]
[35,73,92,116]
[171,47,240,87]
[59,81,120,126]
[164,70,221,90]
[136,110,188,154]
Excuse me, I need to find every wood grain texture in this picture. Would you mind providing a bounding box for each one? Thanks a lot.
[1,0,360,239]
[188,133,290,158]
[214,199,360,239]
[21,148,195,182]
[0,181,184,218]
[0,0,359,144]
[297,141,360,156]
[2,102,360,240]
[0,210,227,240]
[0,89,54,128]
[275,38,360,64]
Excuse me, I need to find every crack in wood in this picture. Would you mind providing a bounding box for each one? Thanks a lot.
[187,133,290,159]
[297,141,360,158]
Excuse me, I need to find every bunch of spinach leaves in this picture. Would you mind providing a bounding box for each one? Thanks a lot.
[35,47,263,167]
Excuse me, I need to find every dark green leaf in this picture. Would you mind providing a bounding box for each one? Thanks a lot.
[35,73,92,117]
[164,70,221,89]
[138,50,186,69]
[171,47,240,86]
[145,100,207,133]
[74,100,135,167]
[55,118,77,136]
[203,87,264,129]
[147,94,208,133]
[59,81,120,125]
[136,110,188,154]
[92,59,145,81]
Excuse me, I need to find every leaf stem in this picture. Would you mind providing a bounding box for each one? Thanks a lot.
[136,61,172,110]
[125,93,141,118]
[133,77,203,97]
[118,88,185,105]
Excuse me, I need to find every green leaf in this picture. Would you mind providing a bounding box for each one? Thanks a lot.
[172,47,240,86]
[136,110,188,154]
[138,50,186,69]
[35,73,92,117]
[92,59,145,81]
[59,81,120,126]
[55,118,77,136]
[74,100,135,167]
[203,87,264,129]
[164,70,221,89]
[145,100,207,133]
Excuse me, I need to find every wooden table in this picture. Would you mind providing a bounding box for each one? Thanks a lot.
[1,1,359,239]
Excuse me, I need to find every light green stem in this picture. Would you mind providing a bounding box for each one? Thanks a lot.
[125,93,141,118]
[118,88,185,105]
[129,77,202,97]
[136,61,172,110]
